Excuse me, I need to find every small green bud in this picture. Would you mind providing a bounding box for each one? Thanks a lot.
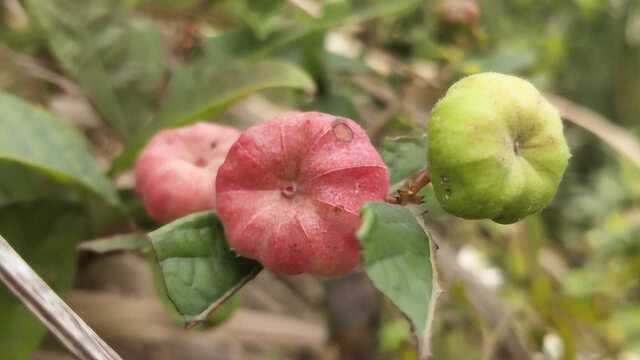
[427,72,570,224]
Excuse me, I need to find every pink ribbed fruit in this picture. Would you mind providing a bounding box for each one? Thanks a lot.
[216,112,390,276]
[135,122,240,223]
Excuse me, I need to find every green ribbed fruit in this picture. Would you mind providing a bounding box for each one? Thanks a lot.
[427,72,570,224]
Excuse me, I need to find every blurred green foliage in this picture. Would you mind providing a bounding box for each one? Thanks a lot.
[0,0,639,359]
[0,201,90,359]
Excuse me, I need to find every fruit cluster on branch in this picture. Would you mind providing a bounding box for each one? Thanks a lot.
[135,72,570,276]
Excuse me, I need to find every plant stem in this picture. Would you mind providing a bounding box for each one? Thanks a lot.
[0,235,122,360]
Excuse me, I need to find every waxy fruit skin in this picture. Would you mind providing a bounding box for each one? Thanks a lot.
[427,72,570,224]
[216,112,390,276]
[135,122,240,223]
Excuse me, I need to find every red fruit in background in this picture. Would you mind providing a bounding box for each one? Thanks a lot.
[135,122,240,223]
[438,0,480,26]
[216,112,390,276]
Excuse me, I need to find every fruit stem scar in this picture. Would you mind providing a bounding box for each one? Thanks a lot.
[281,183,297,199]
[513,138,521,155]
[332,119,353,142]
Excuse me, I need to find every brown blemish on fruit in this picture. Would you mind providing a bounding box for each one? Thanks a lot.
[332,119,353,142]
[210,141,217,148]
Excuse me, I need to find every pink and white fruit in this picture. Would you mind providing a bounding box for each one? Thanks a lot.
[135,122,240,223]
[216,112,390,276]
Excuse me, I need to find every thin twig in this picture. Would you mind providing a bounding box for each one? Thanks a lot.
[435,240,532,359]
[0,235,122,360]
[408,205,444,360]
[0,44,82,96]
[547,93,640,168]
[386,168,430,205]
[288,0,322,17]
[4,0,29,28]
[421,234,443,360]
[481,308,517,360]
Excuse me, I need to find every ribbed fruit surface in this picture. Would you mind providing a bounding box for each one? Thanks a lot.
[427,72,570,224]
[216,112,389,276]
[136,122,240,223]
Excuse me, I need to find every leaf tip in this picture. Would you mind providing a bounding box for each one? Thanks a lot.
[356,203,377,241]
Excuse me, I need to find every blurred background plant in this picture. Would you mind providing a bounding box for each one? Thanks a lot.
[0,0,639,359]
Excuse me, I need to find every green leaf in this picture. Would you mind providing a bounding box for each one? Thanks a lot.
[149,211,261,322]
[233,0,284,40]
[460,48,537,75]
[147,250,239,328]
[77,233,150,254]
[418,184,447,217]
[202,0,421,60]
[157,60,313,128]
[379,319,413,353]
[138,0,201,11]
[357,202,439,350]
[380,136,427,184]
[0,201,90,359]
[0,161,80,208]
[111,59,314,174]
[318,0,421,28]
[607,307,640,347]
[0,92,120,207]
[203,294,241,327]
[304,93,361,123]
[26,0,168,138]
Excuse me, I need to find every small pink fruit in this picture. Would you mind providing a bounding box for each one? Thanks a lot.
[437,0,480,26]
[216,112,390,276]
[135,122,240,223]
